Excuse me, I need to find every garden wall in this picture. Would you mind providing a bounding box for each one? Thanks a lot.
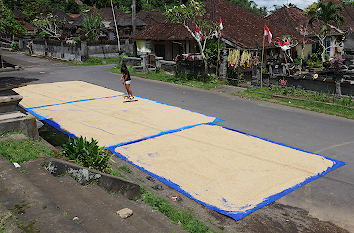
[253,74,354,96]
[31,40,133,61]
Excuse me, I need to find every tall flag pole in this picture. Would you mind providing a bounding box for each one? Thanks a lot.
[217,17,223,79]
[111,0,121,52]
[261,25,272,88]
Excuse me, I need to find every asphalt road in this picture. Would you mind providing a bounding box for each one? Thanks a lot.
[1,51,354,231]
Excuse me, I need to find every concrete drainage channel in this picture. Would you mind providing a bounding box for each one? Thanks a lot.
[44,158,141,200]
[36,121,142,200]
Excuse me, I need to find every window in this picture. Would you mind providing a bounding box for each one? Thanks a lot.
[326,40,331,55]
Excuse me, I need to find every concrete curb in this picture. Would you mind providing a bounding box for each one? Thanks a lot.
[45,158,141,200]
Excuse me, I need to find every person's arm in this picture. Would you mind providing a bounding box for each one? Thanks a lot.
[121,72,127,82]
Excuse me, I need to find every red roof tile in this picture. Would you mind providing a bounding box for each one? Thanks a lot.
[137,11,166,27]
[134,0,303,48]
[267,2,353,36]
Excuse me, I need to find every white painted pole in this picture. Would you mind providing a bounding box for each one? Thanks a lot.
[111,0,121,52]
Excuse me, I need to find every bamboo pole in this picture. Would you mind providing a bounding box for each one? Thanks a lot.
[260,26,265,88]
[111,0,121,52]
[283,51,291,76]
[216,35,221,79]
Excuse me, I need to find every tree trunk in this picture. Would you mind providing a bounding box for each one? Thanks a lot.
[197,41,208,74]
[132,0,137,56]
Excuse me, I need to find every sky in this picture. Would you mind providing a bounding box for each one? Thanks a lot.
[254,0,317,10]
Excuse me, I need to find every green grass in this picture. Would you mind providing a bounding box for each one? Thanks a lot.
[0,135,53,163]
[236,87,354,119]
[110,67,221,90]
[140,187,212,233]
[73,57,120,66]
[119,165,132,174]
[107,168,126,179]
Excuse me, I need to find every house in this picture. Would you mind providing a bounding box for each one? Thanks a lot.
[13,9,36,36]
[134,0,302,61]
[267,1,354,59]
[85,7,146,42]
[135,11,198,60]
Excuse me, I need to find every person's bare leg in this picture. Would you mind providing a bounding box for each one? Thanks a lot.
[124,84,130,97]
[126,84,133,97]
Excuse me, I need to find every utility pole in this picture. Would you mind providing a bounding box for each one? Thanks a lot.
[132,0,137,56]
[111,0,121,52]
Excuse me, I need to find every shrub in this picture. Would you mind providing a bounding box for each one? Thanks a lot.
[63,136,111,171]
[38,31,48,39]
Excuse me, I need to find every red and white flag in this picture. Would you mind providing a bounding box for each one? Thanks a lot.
[219,16,223,34]
[264,25,272,43]
[278,39,291,51]
[195,25,204,41]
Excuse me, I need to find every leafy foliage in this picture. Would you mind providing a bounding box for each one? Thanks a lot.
[140,187,212,233]
[229,0,267,16]
[165,0,218,71]
[0,135,53,163]
[81,13,102,41]
[307,0,344,33]
[63,136,112,172]
[65,0,80,14]
[0,0,26,35]
[32,13,65,37]
[4,0,80,19]
[204,40,221,67]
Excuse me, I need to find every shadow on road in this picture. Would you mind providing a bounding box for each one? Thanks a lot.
[0,76,38,89]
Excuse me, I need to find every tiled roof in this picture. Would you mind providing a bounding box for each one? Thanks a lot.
[13,9,26,20]
[205,0,302,48]
[134,23,192,40]
[53,9,72,22]
[267,2,354,36]
[134,0,303,48]
[137,11,166,27]
[22,21,36,31]
[88,8,146,27]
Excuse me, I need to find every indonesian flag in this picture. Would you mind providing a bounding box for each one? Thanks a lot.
[195,25,204,41]
[219,16,223,34]
[278,39,291,51]
[264,25,272,43]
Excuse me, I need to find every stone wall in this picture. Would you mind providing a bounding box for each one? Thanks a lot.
[31,40,133,61]
[253,73,354,96]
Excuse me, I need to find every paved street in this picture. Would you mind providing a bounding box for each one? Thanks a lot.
[1,52,354,231]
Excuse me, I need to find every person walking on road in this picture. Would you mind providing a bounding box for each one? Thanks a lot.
[121,64,134,99]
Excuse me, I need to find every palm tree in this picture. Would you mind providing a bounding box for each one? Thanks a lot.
[308,0,344,62]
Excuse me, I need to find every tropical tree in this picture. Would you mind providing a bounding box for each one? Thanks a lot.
[81,13,102,41]
[32,13,64,38]
[307,0,344,62]
[229,0,267,16]
[0,0,26,36]
[65,0,80,14]
[165,0,218,72]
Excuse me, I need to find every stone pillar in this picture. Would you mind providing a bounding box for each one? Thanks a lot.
[219,41,227,79]
[335,75,343,98]
[80,41,88,61]
[44,40,48,56]
[282,63,287,75]
[141,55,147,71]
[60,41,64,59]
